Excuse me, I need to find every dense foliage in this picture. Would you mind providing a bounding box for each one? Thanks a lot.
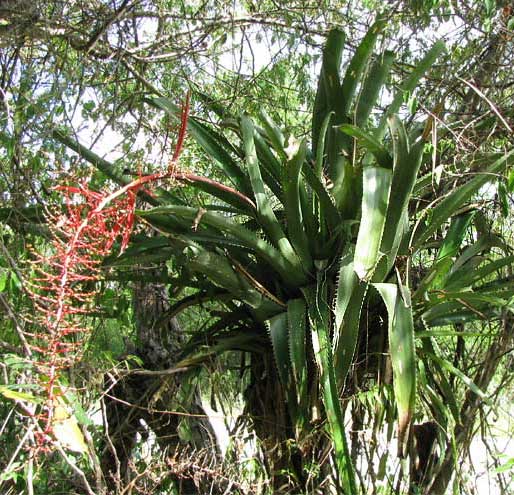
[1,1,514,494]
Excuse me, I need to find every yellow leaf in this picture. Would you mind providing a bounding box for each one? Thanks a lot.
[52,403,87,453]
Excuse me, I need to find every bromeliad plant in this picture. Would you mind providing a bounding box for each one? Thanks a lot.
[54,22,514,494]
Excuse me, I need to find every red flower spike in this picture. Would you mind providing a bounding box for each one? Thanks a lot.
[171,91,191,166]
[27,95,193,452]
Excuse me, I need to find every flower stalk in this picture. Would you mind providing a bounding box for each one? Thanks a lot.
[28,94,191,448]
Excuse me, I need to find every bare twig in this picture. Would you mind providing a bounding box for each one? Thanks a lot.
[55,443,97,495]
[0,293,31,357]
[458,77,513,133]
[0,423,35,493]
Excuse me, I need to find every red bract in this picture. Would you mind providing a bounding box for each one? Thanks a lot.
[28,95,191,450]
[29,181,142,442]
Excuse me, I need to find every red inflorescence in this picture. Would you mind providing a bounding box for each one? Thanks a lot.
[29,182,141,443]
[28,95,191,449]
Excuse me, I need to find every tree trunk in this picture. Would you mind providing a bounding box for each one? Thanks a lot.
[244,351,305,493]
[101,280,218,493]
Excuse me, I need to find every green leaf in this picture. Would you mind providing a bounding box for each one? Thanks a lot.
[413,150,514,248]
[338,124,392,169]
[421,290,507,326]
[417,361,451,429]
[269,312,290,387]
[139,206,308,288]
[355,50,395,127]
[445,255,514,291]
[381,117,424,260]
[241,116,301,267]
[287,299,308,407]
[63,391,93,427]
[303,282,357,493]
[185,178,257,214]
[373,283,416,458]
[333,253,368,387]
[283,139,312,269]
[52,129,126,183]
[315,111,334,177]
[9,271,21,292]
[422,212,476,291]
[301,162,342,232]
[0,270,7,292]
[451,234,505,274]
[313,28,355,188]
[484,0,496,17]
[341,19,385,116]
[507,168,514,192]
[498,180,509,217]
[423,351,490,403]
[312,29,345,158]
[258,110,287,159]
[285,298,309,438]
[415,329,484,338]
[437,212,475,261]
[495,457,514,474]
[376,40,446,140]
[334,252,359,333]
[52,128,180,206]
[269,304,310,440]
[354,167,392,280]
[421,339,460,421]
[177,329,265,367]
[0,386,41,404]
[329,22,387,203]
[253,130,283,200]
[0,462,21,483]
[334,286,367,388]
[181,244,265,309]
